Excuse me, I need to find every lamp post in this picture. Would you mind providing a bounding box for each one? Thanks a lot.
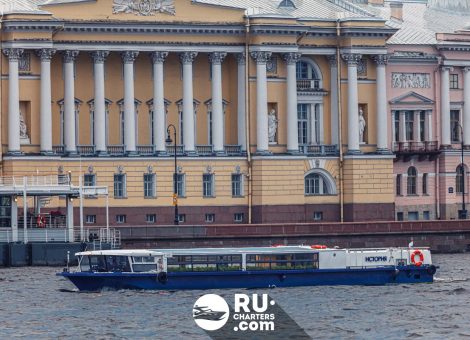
[458,123,467,219]
[166,124,179,225]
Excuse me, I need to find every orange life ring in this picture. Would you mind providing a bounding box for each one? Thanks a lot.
[410,250,424,267]
[37,215,46,228]
[311,245,327,249]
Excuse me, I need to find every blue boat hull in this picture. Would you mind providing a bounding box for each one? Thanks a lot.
[58,266,435,291]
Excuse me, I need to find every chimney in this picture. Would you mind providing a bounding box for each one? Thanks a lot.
[390,1,403,21]
[368,0,384,5]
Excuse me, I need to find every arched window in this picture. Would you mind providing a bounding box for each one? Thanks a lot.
[407,167,417,195]
[456,164,466,194]
[304,170,336,196]
[296,60,321,90]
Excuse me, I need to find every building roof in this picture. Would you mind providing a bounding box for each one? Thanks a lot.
[0,0,47,14]
[356,1,470,45]
[192,0,377,19]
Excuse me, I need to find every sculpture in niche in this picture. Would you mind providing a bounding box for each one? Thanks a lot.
[358,107,366,144]
[19,111,29,141]
[112,0,175,16]
[268,109,278,143]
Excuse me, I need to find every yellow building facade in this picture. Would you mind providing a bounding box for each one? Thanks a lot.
[0,0,397,226]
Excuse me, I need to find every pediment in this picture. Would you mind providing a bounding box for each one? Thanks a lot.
[389,91,434,105]
[40,0,244,23]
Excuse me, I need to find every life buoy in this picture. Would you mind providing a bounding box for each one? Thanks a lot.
[311,245,327,249]
[410,250,424,267]
[37,215,46,228]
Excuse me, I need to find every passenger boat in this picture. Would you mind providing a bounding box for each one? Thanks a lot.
[57,246,438,291]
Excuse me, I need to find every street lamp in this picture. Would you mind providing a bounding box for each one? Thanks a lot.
[457,123,467,219]
[166,124,179,225]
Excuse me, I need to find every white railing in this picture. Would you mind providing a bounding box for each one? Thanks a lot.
[0,228,69,243]
[0,175,71,188]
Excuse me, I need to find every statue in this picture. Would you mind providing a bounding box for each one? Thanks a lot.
[358,107,366,143]
[19,111,28,139]
[268,109,278,143]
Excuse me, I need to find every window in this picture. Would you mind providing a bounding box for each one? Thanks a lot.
[174,173,185,197]
[419,111,426,142]
[313,212,323,221]
[232,174,243,197]
[177,100,198,145]
[393,111,400,142]
[396,174,402,196]
[178,214,186,223]
[397,212,404,221]
[85,215,96,224]
[296,60,319,89]
[58,99,80,146]
[114,174,126,198]
[405,111,414,141]
[450,74,459,89]
[407,167,417,195]
[423,211,430,220]
[84,174,96,187]
[234,213,244,223]
[146,214,156,223]
[116,214,126,223]
[143,173,156,198]
[297,104,309,145]
[305,173,330,195]
[451,110,461,143]
[278,0,295,8]
[118,100,139,145]
[408,211,419,221]
[456,164,465,194]
[203,174,215,197]
[88,100,110,145]
[422,173,428,195]
[205,213,215,223]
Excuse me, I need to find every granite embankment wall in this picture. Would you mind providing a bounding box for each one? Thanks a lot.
[119,220,470,253]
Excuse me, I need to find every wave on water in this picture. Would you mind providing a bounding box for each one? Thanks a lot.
[434,277,469,283]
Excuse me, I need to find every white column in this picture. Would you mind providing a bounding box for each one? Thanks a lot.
[151,52,168,154]
[463,67,470,147]
[179,51,198,154]
[3,49,23,154]
[91,51,109,155]
[373,55,389,152]
[236,53,246,151]
[11,196,18,242]
[209,52,227,154]
[318,103,324,144]
[251,51,271,154]
[63,50,79,155]
[37,49,55,155]
[121,51,139,155]
[441,66,452,147]
[328,55,339,146]
[283,52,301,153]
[399,111,406,142]
[66,196,74,242]
[310,104,317,144]
[414,110,421,142]
[425,110,433,141]
[342,54,362,153]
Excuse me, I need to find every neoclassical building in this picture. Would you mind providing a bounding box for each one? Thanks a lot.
[0,0,468,227]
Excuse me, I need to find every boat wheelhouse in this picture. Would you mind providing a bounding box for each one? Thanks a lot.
[58,246,437,291]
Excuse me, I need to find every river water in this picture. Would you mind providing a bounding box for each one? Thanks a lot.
[0,253,469,339]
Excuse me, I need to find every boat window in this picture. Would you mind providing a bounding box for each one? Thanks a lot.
[167,254,242,272]
[80,256,91,272]
[246,253,319,270]
[132,256,155,263]
[105,255,131,272]
[89,256,107,272]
